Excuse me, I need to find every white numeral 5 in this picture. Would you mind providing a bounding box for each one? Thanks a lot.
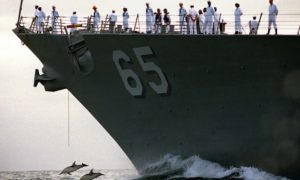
[133,47,168,94]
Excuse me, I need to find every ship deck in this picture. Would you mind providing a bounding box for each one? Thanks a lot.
[16,13,300,35]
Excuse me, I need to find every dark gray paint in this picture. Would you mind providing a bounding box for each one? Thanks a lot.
[13,30,300,178]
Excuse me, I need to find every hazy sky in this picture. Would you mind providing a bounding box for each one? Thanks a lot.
[0,0,299,171]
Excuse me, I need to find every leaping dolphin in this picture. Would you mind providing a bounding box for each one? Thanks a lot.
[59,161,88,175]
[80,169,104,180]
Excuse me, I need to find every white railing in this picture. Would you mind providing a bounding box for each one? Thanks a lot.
[17,14,300,35]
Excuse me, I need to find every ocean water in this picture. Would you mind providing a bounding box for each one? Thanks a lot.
[0,154,290,180]
[0,169,137,180]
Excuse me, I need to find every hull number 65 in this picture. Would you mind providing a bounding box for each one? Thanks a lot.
[113,46,169,96]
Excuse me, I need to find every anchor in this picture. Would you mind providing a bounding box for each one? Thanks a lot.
[34,69,55,87]
[33,69,65,92]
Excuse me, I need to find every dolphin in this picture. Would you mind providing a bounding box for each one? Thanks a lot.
[80,169,104,180]
[59,161,88,175]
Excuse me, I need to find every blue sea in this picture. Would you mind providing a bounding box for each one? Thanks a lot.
[0,154,291,180]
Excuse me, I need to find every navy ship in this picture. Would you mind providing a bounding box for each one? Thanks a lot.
[13,1,300,179]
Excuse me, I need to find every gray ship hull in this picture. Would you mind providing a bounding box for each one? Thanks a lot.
[14,29,300,178]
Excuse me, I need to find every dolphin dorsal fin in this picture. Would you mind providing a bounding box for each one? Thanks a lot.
[72,161,76,166]
[82,163,88,166]
[89,169,94,174]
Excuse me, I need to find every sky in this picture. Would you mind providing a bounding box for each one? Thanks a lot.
[0,0,299,172]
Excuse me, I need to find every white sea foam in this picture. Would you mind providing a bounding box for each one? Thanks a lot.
[139,154,290,180]
[1,156,290,179]
[182,155,239,178]
[240,167,289,180]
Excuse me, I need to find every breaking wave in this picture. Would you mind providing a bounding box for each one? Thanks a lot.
[136,154,289,180]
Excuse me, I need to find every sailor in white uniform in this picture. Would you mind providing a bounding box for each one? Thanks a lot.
[178,3,187,34]
[249,16,258,35]
[122,8,129,32]
[234,3,243,34]
[202,8,207,34]
[204,1,215,35]
[146,3,154,33]
[267,0,278,35]
[34,5,39,18]
[34,5,39,32]
[70,11,78,33]
[188,5,198,35]
[109,10,117,33]
[213,7,220,34]
[51,6,59,34]
[92,5,100,32]
[37,7,46,33]
[198,10,204,34]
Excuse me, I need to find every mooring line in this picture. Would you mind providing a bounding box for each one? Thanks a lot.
[68,90,70,147]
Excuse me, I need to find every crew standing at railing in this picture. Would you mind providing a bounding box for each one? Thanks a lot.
[203,8,207,34]
[109,10,117,33]
[249,16,258,35]
[198,9,204,34]
[188,5,198,35]
[154,9,162,33]
[146,3,154,34]
[267,0,278,35]
[34,5,39,32]
[123,8,129,32]
[92,6,100,32]
[51,6,59,34]
[179,3,187,34]
[163,8,171,33]
[213,7,220,34]
[34,5,39,18]
[234,3,243,34]
[205,1,215,34]
[37,7,46,33]
[70,11,78,33]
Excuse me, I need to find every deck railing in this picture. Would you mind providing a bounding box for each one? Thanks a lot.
[18,14,300,35]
